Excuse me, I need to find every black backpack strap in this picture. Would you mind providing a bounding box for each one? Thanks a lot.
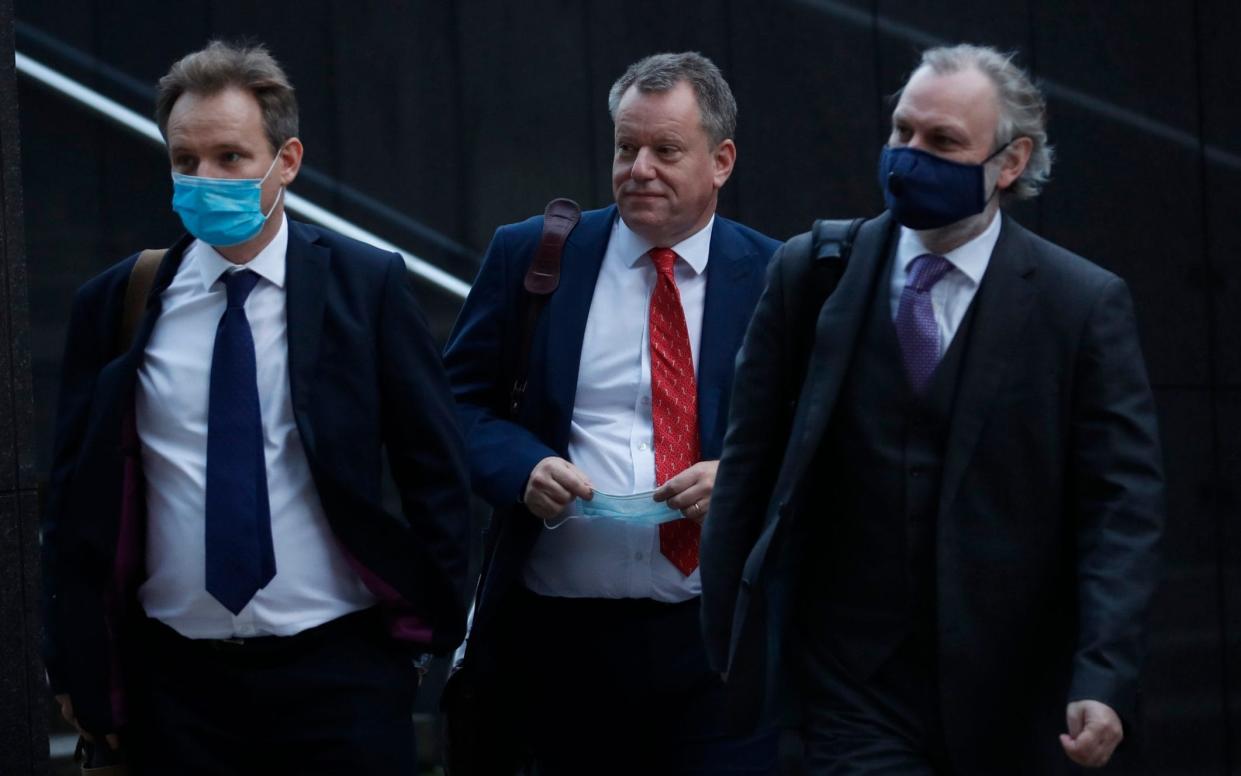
[508,198,580,417]
[811,217,864,262]
[782,217,865,393]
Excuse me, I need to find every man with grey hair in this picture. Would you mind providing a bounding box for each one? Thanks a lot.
[43,40,471,773]
[702,43,1164,773]
[444,51,780,773]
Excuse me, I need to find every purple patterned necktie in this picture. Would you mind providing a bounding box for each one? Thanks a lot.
[895,253,955,395]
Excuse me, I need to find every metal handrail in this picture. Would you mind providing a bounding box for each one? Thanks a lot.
[798,0,1241,172]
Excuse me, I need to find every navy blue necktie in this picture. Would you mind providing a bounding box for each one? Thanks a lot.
[205,269,276,614]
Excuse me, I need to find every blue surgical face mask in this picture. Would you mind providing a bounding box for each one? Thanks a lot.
[542,490,683,530]
[171,151,284,247]
[878,143,1009,230]
[579,490,682,525]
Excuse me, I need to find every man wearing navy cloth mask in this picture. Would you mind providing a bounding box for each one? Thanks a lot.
[43,41,471,773]
[444,52,780,773]
[701,44,1165,774]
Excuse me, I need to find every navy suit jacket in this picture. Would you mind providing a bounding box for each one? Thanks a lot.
[43,219,472,734]
[701,212,1165,770]
[443,205,779,674]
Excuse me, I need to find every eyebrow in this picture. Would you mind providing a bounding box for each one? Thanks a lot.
[891,113,967,137]
[169,141,251,155]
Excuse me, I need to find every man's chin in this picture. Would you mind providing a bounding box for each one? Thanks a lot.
[618,204,668,231]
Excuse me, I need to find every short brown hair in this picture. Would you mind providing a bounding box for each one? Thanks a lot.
[155,40,298,153]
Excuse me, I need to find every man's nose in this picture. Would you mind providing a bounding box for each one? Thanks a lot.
[630,147,657,180]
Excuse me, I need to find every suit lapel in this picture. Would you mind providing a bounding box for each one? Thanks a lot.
[782,214,895,489]
[697,217,762,458]
[285,220,331,460]
[541,206,616,454]
[938,214,1037,512]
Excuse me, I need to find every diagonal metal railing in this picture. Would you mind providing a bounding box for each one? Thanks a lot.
[15,51,472,300]
[797,0,1241,173]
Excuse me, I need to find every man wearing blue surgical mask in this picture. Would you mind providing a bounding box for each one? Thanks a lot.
[703,44,1165,774]
[42,40,471,774]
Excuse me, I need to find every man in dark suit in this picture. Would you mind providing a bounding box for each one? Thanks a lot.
[444,52,780,774]
[43,41,471,774]
[701,44,1165,774]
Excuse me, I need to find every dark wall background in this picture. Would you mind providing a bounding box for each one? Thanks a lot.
[12,1,1239,774]
[1,0,47,772]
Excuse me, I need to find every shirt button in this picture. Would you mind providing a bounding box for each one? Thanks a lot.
[635,552,644,561]
[910,466,924,478]
[639,442,650,452]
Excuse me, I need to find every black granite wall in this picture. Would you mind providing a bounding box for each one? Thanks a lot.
[12,1,1240,774]
[0,0,48,772]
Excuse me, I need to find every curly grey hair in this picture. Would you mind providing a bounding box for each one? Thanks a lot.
[918,44,1054,200]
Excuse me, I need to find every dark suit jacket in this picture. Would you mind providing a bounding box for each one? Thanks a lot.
[701,212,1165,769]
[43,219,472,734]
[442,204,779,676]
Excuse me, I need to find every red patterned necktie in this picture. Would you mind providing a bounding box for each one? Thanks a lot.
[648,247,701,576]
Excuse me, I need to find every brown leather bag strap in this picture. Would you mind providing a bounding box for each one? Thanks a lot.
[508,198,580,417]
[117,248,165,356]
[523,198,579,295]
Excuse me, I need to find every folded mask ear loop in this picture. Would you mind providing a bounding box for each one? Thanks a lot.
[261,147,287,220]
[542,513,575,530]
[263,185,285,220]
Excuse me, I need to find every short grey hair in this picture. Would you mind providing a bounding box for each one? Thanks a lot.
[917,44,1054,200]
[607,52,737,147]
[156,40,298,154]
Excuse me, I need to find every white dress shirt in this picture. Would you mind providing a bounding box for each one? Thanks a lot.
[136,215,375,638]
[522,215,714,602]
[890,212,1002,354]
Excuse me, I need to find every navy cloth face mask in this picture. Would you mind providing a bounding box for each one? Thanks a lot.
[878,144,1006,230]
[171,152,283,247]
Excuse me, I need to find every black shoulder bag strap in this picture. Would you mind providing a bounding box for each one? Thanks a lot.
[508,197,581,417]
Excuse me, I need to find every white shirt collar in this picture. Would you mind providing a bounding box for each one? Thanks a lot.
[614,214,714,275]
[193,213,289,291]
[896,210,1002,287]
